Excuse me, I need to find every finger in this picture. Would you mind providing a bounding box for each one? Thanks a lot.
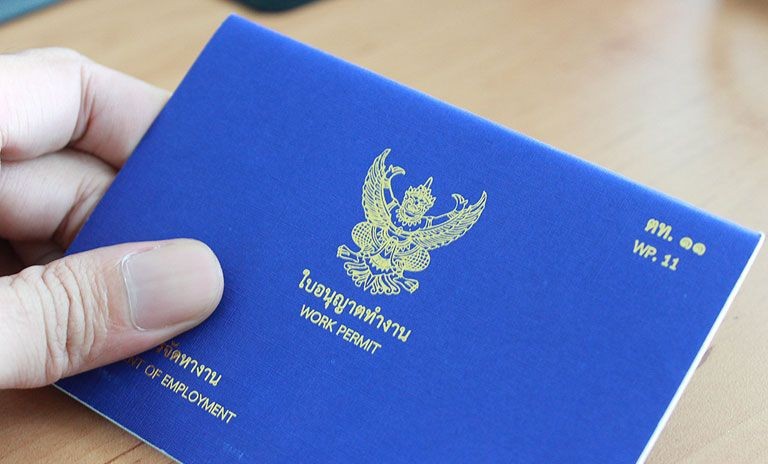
[0,149,114,246]
[0,239,224,389]
[0,48,169,167]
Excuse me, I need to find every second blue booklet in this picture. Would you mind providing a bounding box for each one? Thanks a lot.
[57,15,762,464]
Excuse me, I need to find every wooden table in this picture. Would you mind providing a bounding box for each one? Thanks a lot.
[0,0,766,462]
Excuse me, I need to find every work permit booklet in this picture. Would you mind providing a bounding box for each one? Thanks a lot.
[56,14,763,464]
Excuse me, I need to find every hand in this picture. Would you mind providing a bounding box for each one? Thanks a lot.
[451,193,469,210]
[0,49,224,389]
[385,165,405,190]
[386,165,406,180]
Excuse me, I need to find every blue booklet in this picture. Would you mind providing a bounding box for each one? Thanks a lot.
[57,15,763,464]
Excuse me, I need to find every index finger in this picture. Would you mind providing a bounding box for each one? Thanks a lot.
[0,48,169,167]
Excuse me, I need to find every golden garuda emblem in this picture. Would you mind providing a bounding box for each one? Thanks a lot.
[337,149,487,295]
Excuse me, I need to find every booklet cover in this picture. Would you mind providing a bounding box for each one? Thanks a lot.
[56,15,762,464]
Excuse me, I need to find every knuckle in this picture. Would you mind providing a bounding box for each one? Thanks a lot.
[12,47,87,69]
[30,47,85,63]
[22,47,95,82]
[11,259,109,382]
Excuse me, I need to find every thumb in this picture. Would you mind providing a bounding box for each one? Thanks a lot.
[0,239,223,388]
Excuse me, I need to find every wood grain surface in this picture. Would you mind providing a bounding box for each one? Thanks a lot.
[0,0,766,462]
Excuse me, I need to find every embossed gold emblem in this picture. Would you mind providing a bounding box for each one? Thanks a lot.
[337,149,487,295]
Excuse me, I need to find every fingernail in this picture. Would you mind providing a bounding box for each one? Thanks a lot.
[122,240,224,330]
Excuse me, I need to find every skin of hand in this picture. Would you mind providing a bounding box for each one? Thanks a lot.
[0,49,224,389]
